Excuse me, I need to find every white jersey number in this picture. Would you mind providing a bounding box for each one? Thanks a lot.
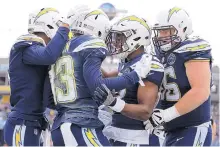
[49,55,77,104]
[161,66,181,101]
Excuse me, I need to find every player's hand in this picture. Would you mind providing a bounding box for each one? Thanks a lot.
[144,106,180,130]
[149,125,166,139]
[93,84,116,106]
[93,84,125,112]
[49,13,70,29]
[131,54,152,86]
[66,4,90,27]
[144,109,166,130]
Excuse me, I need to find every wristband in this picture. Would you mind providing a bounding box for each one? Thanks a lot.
[163,106,180,122]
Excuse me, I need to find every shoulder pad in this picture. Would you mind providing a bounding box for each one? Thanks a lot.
[71,35,107,53]
[15,34,46,46]
[12,34,46,50]
[174,36,211,53]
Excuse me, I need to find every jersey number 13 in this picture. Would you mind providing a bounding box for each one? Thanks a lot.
[49,55,77,104]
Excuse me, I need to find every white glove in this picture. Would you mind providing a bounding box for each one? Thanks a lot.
[98,108,113,126]
[149,125,166,140]
[54,14,66,27]
[66,4,91,27]
[144,107,180,130]
[131,54,152,86]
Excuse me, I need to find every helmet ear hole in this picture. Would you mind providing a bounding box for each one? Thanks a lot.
[98,31,102,37]
[133,37,141,41]
[95,15,98,20]
[183,27,187,33]
[47,25,54,29]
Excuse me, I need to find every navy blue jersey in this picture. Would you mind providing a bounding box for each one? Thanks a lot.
[112,53,164,130]
[8,27,69,127]
[50,35,140,130]
[158,37,212,131]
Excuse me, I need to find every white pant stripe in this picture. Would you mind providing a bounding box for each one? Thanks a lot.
[12,125,26,147]
[60,123,78,146]
[193,125,209,147]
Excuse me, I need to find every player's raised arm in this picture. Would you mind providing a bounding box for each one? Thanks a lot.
[12,8,70,65]
[22,26,69,65]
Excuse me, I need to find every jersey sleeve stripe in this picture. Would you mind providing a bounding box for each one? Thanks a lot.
[186,59,210,62]
[174,41,211,53]
[150,61,164,72]
[73,38,107,52]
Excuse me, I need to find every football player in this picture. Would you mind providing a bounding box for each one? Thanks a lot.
[93,15,164,146]
[4,8,70,146]
[49,8,153,146]
[144,7,212,146]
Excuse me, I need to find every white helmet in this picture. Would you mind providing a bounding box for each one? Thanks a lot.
[28,10,38,33]
[28,8,63,39]
[152,7,193,52]
[69,9,111,40]
[106,15,152,59]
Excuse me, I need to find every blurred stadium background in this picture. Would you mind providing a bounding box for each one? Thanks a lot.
[0,2,219,146]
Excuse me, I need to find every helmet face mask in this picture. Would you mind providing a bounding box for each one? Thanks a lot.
[153,7,193,53]
[152,25,181,52]
[106,15,152,59]
[106,30,131,55]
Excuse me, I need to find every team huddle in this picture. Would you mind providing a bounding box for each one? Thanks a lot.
[4,4,212,147]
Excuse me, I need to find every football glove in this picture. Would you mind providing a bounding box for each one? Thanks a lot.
[149,125,166,140]
[144,107,180,130]
[93,84,125,112]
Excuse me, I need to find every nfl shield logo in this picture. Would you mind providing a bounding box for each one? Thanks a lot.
[167,53,176,65]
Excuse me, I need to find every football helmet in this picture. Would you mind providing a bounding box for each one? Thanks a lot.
[106,15,152,59]
[28,10,38,33]
[70,8,111,40]
[152,7,193,52]
[28,8,63,39]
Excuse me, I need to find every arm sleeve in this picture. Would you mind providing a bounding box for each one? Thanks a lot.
[22,27,69,65]
[83,57,139,94]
